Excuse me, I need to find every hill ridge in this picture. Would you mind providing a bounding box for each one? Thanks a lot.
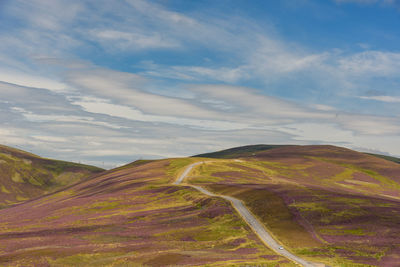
[0,144,104,208]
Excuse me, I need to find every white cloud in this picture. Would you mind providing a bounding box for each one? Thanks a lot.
[124,0,238,49]
[313,104,336,111]
[89,29,180,50]
[279,123,354,143]
[339,51,400,76]
[72,96,250,131]
[336,114,400,135]
[142,65,249,83]
[6,0,83,30]
[0,69,68,92]
[32,135,68,142]
[189,84,330,121]
[65,68,226,120]
[360,95,400,103]
[80,149,143,157]
[249,38,330,75]
[12,107,126,130]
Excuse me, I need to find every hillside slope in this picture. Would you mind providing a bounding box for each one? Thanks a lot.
[366,153,400,164]
[0,144,104,208]
[0,159,290,266]
[194,144,400,164]
[189,145,400,266]
[1,144,400,266]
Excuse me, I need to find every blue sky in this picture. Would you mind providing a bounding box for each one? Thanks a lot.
[0,0,399,168]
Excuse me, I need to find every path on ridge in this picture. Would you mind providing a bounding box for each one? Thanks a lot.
[173,161,316,267]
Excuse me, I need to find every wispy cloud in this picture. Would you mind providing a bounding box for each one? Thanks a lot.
[0,0,399,167]
[89,29,180,51]
[72,96,250,131]
[360,95,400,103]
[141,64,248,83]
[338,51,400,76]
[0,69,67,92]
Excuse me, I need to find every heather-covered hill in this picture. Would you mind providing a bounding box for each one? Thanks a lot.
[193,144,284,159]
[189,145,400,266]
[1,144,400,266]
[0,144,104,208]
[195,144,400,165]
[366,153,400,164]
[251,145,400,199]
[0,158,290,266]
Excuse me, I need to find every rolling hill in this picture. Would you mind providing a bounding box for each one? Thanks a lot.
[0,144,104,208]
[195,144,400,164]
[189,145,400,266]
[0,144,400,266]
[0,158,289,266]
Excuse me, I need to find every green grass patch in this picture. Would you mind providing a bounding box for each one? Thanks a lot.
[166,158,195,178]
[319,207,366,224]
[290,202,331,213]
[28,176,45,186]
[312,157,400,190]
[42,159,103,174]
[332,168,355,182]
[11,172,24,183]
[54,172,85,186]
[296,247,333,256]
[189,161,246,183]
[193,214,248,242]
[319,228,371,236]
[16,195,29,201]
[44,215,61,221]
[1,185,11,194]
[86,201,123,212]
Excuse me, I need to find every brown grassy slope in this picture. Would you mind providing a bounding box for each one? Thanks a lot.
[189,145,400,266]
[0,144,104,208]
[0,159,292,267]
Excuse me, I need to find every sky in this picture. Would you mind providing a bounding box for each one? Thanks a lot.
[0,0,399,168]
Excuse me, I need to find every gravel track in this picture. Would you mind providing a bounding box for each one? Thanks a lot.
[174,161,316,267]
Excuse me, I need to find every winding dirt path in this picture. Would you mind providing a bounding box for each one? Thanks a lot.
[173,161,316,267]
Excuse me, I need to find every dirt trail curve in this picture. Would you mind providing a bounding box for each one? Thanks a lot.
[173,161,316,267]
